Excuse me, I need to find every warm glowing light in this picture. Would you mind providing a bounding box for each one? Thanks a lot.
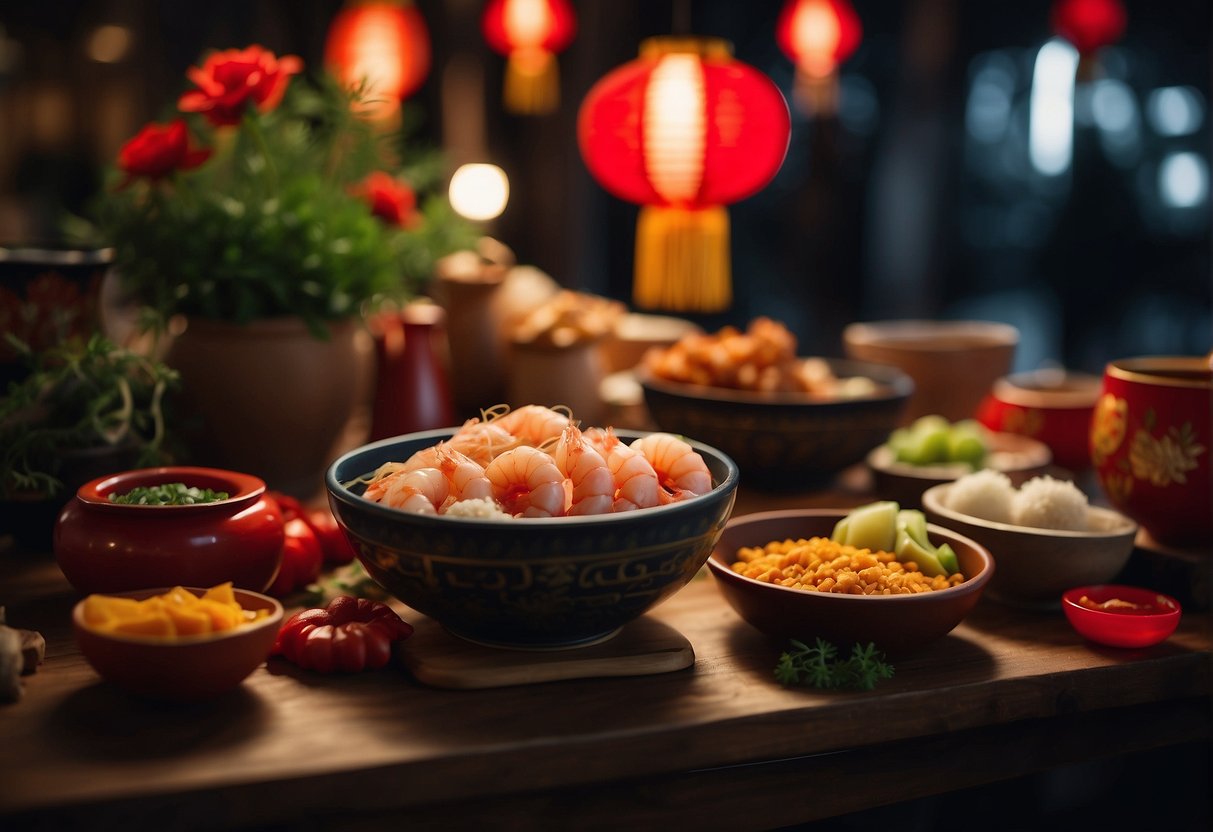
[87,25,132,64]
[1029,38,1080,176]
[325,0,431,120]
[643,55,706,205]
[482,0,576,114]
[504,0,553,48]
[449,164,510,221]
[791,1,842,77]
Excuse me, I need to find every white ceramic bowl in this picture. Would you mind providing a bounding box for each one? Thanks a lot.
[922,482,1138,608]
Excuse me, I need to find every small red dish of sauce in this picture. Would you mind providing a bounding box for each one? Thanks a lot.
[1061,584,1182,648]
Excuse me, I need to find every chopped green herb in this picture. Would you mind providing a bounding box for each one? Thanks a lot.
[108,483,229,505]
[774,638,895,691]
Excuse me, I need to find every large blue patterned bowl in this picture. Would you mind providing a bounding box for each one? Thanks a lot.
[326,429,739,649]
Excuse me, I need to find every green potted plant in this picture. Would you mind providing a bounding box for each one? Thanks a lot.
[91,45,473,497]
[0,334,177,550]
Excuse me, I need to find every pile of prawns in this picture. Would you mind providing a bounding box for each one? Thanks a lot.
[361,405,713,517]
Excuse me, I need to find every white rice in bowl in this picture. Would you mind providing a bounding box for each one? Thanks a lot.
[1010,475,1089,531]
[945,468,1016,523]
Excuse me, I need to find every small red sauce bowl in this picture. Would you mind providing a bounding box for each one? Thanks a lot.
[1061,584,1182,649]
[54,467,285,595]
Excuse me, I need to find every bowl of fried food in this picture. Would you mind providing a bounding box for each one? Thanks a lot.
[638,318,914,490]
[72,583,283,700]
[707,502,993,655]
[326,407,740,649]
[922,472,1137,608]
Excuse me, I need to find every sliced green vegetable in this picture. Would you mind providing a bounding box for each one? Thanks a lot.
[935,543,960,575]
[833,501,898,552]
[894,529,947,578]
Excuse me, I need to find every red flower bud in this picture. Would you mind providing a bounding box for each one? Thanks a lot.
[178,44,304,127]
[353,171,419,228]
[116,119,211,188]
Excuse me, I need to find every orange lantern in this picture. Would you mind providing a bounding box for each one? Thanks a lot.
[578,37,791,312]
[325,0,431,121]
[775,0,862,116]
[1051,0,1126,80]
[482,0,577,115]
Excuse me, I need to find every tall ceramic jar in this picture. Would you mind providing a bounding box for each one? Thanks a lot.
[164,317,375,501]
[368,302,454,441]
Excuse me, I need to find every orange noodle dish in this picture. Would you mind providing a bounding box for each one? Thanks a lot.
[357,405,713,518]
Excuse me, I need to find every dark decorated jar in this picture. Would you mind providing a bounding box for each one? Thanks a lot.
[54,467,285,595]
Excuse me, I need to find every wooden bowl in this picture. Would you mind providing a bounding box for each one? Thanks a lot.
[843,320,1018,423]
[922,483,1138,608]
[72,587,283,700]
[707,509,993,656]
[866,431,1053,509]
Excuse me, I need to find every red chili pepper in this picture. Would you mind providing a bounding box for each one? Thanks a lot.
[272,596,413,673]
[265,515,324,598]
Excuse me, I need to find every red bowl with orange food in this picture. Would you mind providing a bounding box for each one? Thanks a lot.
[707,509,994,655]
[1061,584,1181,649]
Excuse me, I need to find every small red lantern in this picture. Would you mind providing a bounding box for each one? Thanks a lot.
[776,0,862,116]
[578,37,791,312]
[1051,0,1126,80]
[325,0,431,121]
[482,0,577,115]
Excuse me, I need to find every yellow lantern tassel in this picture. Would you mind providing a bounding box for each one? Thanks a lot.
[633,205,731,312]
[504,49,559,115]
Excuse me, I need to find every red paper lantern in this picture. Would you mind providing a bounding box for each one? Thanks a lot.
[325,0,431,121]
[775,0,862,115]
[578,37,791,311]
[1051,0,1127,56]
[482,0,577,115]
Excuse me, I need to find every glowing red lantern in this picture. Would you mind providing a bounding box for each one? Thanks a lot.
[325,0,431,121]
[482,0,577,115]
[578,37,791,312]
[776,0,862,116]
[1051,0,1126,56]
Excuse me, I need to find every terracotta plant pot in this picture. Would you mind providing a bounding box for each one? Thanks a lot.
[1090,356,1211,548]
[164,317,374,500]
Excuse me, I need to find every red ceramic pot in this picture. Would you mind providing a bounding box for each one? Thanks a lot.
[54,467,285,595]
[976,369,1102,471]
[1090,357,1212,548]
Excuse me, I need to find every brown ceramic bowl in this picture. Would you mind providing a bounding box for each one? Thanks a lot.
[843,320,1019,423]
[922,482,1138,609]
[638,359,913,490]
[72,586,283,700]
[866,431,1053,509]
[707,509,993,655]
[976,369,1103,472]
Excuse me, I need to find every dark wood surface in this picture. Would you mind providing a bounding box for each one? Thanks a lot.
[1,483,1210,830]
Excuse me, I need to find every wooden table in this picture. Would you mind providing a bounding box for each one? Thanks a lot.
[1,485,1209,830]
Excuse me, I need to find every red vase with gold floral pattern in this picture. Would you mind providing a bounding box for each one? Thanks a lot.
[1090,356,1211,547]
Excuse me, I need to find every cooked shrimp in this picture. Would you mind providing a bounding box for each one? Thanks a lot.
[491,405,572,447]
[585,426,661,512]
[484,446,567,518]
[551,425,614,515]
[447,415,520,465]
[630,432,712,501]
[364,467,449,514]
[433,444,493,504]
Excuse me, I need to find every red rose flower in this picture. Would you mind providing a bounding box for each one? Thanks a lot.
[353,171,419,228]
[116,119,211,188]
[178,45,304,127]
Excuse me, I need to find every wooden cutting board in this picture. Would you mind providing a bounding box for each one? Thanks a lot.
[399,615,695,690]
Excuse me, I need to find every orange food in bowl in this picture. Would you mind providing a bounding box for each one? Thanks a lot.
[80,583,269,639]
